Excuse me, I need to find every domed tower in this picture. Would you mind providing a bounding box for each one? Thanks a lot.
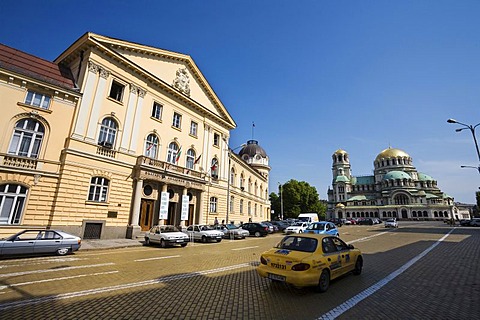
[374,147,418,183]
[330,149,352,204]
[238,140,270,178]
[332,149,352,181]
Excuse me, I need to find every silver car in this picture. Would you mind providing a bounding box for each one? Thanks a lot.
[184,224,223,243]
[0,229,81,257]
[144,225,189,248]
[213,224,250,239]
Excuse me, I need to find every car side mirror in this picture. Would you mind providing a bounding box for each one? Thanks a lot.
[348,244,354,249]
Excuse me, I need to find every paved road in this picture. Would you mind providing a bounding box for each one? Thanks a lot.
[0,222,478,319]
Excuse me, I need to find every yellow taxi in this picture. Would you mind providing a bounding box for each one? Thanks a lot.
[257,234,363,292]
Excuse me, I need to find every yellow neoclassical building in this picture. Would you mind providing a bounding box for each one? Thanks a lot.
[0,33,270,239]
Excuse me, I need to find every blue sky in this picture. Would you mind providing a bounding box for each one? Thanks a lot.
[1,1,479,203]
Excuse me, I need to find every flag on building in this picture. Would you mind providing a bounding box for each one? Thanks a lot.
[175,146,182,163]
[194,154,202,164]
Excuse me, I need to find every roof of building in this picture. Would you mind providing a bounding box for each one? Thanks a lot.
[353,176,375,185]
[238,140,267,158]
[418,172,435,181]
[346,195,376,201]
[375,147,410,161]
[383,170,411,180]
[0,43,76,90]
[335,176,350,183]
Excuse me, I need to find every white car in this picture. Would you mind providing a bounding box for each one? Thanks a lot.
[144,225,189,248]
[212,224,250,239]
[284,222,309,234]
[384,219,398,228]
[184,225,224,243]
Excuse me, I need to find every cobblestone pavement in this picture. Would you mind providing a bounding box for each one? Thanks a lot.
[0,222,478,320]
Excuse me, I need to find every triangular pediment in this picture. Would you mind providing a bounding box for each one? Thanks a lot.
[57,32,236,129]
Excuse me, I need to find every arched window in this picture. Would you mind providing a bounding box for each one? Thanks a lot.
[8,119,44,158]
[166,142,180,164]
[230,196,234,212]
[186,149,195,169]
[0,184,28,224]
[145,134,159,159]
[394,194,409,205]
[239,199,244,214]
[98,117,118,147]
[240,173,245,190]
[210,158,219,179]
[230,167,235,186]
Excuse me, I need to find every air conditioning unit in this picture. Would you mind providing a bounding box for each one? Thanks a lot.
[99,141,113,149]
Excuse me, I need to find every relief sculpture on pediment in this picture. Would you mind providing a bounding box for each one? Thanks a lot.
[172,68,191,96]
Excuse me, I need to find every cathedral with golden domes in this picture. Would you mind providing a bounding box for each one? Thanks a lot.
[326,147,460,221]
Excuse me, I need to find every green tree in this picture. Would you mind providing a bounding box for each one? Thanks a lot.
[271,180,326,220]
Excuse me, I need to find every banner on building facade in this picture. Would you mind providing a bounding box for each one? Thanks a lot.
[159,191,169,220]
[181,194,189,221]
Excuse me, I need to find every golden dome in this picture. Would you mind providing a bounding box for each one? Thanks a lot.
[334,149,348,155]
[375,147,410,161]
[335,203,345,208]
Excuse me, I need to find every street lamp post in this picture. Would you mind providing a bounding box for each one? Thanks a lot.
[447,118,480,172]
[278,182,284,220]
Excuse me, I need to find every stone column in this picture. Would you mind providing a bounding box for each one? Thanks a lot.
[86,67,110,143]
[129,88,145,153]
[127,178,143,239]
[73,61,98,139]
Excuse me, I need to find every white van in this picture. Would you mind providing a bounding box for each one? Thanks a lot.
[297,213,319,224]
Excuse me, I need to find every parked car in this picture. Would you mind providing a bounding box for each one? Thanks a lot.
[284,222,309,234]
[212,224,249,239]
[0,229,81,257]
[257,234,363,292]
[357,218,374,225]
[262,221,277,233]
[384,218,398,228]
[240,222,269,237]
[468,218,480,227]
[327,218,343,227]
[271,221,289,232]
[305,222,339,236]
[184,225,223,243]
[144,225,189,247]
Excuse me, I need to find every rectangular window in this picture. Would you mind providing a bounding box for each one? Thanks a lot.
[213,133,220,146]
[190,121,198,136]
[25,90,51,109]
[109,80,124,102]
[152,102,163,120]
[209,197,217,213]
[172,112,182,129]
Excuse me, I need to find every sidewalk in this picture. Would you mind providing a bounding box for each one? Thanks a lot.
[80,238,144,251]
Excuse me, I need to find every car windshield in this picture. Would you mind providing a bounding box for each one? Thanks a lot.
[306,223,326,230]
[277,236,317,253]
[160,226,179,233]
[199,225,214,231]
[292,222,305,226]
[225,224,238,230]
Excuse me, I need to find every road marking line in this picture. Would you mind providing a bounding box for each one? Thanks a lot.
[0,263,115,278]
[348,232,389,244]
[0,271,119,291]
[317,228,455,320]
[134,255,180,262]
[232,246,259,251]
[0,263,252,311]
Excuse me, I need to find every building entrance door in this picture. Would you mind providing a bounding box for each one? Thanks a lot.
[140,199,154,231]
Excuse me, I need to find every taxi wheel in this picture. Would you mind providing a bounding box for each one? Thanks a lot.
[353,256,363,275]
[316,269,330,293]
[160,239,166,248]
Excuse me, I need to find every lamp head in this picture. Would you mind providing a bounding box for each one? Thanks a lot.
[455,128,464,132]
[447,119,457,124]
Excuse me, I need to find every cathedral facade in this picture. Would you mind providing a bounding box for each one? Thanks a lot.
[326,148,460,221]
